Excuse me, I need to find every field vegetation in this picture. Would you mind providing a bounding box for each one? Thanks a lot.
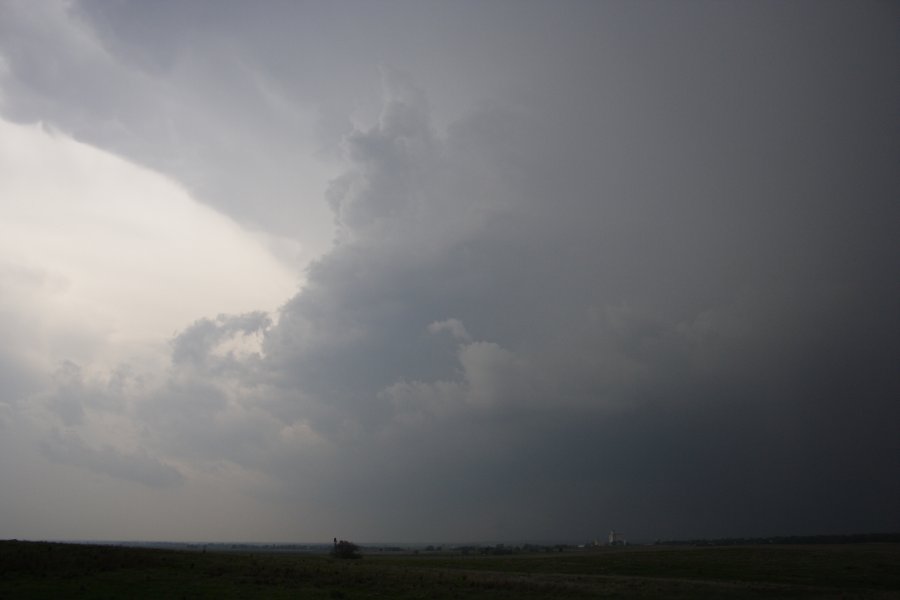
[1,539,898,598]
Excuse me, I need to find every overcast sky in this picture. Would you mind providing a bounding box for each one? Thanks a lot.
[1,0,898,544]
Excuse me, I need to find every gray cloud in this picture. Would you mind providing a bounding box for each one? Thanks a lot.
[0,0,333,255]
[41,429,184,488]
[171,312,271,371]
[249,43,898,539]
[1,0,897,542]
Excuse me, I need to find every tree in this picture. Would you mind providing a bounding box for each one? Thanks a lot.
[331,539,361,559]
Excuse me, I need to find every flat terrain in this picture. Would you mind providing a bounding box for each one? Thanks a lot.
[1,540,898,599]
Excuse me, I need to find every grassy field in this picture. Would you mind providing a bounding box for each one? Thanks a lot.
[1,540,898,599]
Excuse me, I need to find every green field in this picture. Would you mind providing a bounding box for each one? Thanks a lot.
[1,540,898,599]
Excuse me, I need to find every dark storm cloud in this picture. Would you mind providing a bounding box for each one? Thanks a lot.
[247,19,899,538]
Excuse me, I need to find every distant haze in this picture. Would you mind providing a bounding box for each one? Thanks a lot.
[0,1,897,543]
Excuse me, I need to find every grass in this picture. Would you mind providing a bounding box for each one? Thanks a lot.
[1,540,898,599]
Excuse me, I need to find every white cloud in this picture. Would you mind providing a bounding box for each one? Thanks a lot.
[0,117,297,372]
[0,115,303,513]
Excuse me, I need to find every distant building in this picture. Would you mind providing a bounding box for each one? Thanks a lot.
[608,530,626,546]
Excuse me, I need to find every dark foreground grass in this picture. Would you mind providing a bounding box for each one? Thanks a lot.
[1,540,898,599]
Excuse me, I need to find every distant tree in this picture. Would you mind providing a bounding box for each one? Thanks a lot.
[331,539,361,559]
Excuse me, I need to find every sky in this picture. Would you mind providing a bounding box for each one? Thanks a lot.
[0,0,898,544]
